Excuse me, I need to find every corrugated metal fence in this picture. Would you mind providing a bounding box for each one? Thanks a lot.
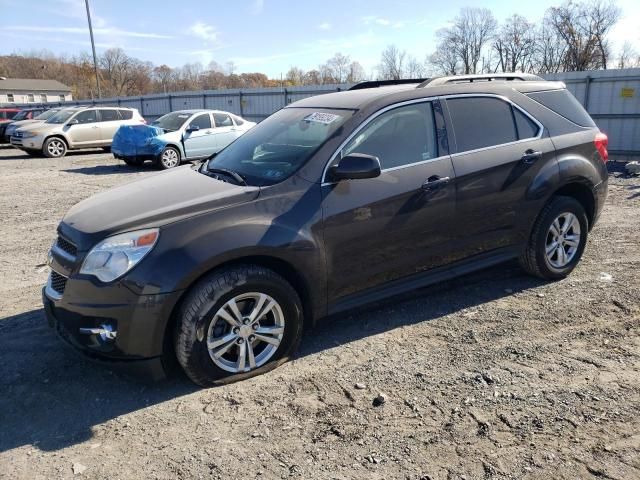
[542,69,640,158]
[11,69,640,158]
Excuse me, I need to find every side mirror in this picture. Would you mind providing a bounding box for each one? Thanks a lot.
[328,153,381,181]
[186,124,200,133]
[68,118,79,126]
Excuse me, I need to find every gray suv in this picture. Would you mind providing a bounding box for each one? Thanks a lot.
[11,106,145,157]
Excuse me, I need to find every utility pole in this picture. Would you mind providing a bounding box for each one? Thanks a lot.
[84,0,101,98]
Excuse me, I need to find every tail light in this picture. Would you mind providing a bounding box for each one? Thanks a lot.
[594,132,608,163]
[140,118,147,124]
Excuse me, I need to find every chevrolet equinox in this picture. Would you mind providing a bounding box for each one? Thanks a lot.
[43,74,609,386]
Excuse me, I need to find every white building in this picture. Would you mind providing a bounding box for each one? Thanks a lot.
[0,77,72,105]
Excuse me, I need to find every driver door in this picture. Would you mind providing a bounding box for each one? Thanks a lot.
[65,109,101,146]
[183,113,214,158]
[321,100,456,302]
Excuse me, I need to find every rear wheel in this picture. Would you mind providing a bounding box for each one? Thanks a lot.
[174,265,304,387]
[156,146,180,169]
[519,196,588,280]
[42,137,67,158]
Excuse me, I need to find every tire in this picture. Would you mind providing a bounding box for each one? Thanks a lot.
[174,265,304,387]
[42,137,67,158]
[519,196,589,280]
[102,146,111,153]
[156,146,180,170]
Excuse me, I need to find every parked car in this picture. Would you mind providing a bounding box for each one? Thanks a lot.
[112,109,255,169]
[2,108,58,143]
[43,74,608,386]
[11,106,145,157]
[0,108,22,142]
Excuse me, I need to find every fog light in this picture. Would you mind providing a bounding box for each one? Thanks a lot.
[79,324,117,343]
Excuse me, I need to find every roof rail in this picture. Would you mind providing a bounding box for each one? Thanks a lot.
[418,73,543,88]
[349,78,428,91]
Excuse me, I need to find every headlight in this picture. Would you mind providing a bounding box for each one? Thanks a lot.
[80,229,159,282]
[21,131,38,139]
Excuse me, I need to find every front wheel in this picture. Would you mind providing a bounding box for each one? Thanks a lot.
[156,146,180,170]
[519,196,589,280]
[174,265,304,387]
[42,137,67,158]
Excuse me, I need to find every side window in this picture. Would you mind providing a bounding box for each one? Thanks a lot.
[74,110,98,124]
[7,94,14,103]
[343,102,438,169]
[189,113,212,130]
[232,115,244,126]
[28,94,35,102]
[513,107,539,140]
[447,97,517,152]
[213,113,233,128]
[99,109,120,121]
[40,94,47,103]
[119,109,133,120]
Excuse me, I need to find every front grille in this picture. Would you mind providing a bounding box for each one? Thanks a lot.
[56,236,78,257]
[50,271,68,295]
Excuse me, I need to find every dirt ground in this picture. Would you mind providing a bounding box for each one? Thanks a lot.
[0,145,638,480]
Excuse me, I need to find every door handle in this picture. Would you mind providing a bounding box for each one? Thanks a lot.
[422,175,451,190]
[521,149,542,164]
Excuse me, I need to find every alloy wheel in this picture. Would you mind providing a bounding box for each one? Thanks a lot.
[545,212,581,269]
[161,149,179,168]
[47,140,65,157]
[206,292,285,373]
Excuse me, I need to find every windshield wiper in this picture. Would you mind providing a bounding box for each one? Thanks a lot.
[206,167,247,186]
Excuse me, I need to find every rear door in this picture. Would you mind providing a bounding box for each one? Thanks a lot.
[212,112,238,150]
[321,99,456,302]
[444,95,555,260]
[97,109,122,144]
[66,109,102,146]
[183,113,214,158]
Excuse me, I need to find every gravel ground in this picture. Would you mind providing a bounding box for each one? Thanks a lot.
[0,146,638,480]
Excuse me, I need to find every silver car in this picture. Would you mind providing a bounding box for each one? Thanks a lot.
[11,106,145,158]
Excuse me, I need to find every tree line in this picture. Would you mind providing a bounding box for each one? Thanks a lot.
[1,0,638,100]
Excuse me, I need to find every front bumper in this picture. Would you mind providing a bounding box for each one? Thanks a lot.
[42,271,183,377]
[11,134,44,149]
[113,151,160,163]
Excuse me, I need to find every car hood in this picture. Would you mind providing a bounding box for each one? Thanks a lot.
[10,119,43,128]
[61,166,259,248]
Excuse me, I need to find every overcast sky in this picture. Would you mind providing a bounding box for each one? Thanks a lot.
[1,0,639,77]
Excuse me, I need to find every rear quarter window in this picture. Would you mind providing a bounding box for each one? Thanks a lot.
[526,89,595,127]
[513,108,540,140]
[119,109,133,120]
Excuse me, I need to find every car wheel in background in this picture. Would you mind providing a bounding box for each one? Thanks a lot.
[102,146,111,153]
[157,146,180,170]
[519,196,589,280]
[42,137,67,158]
[174,265,304,387]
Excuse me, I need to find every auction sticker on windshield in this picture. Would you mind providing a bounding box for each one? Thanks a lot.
[304,112,341,125]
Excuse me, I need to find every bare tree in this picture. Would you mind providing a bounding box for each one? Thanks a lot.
[449,8,498,74]
[532,16,567,74]
[285,66,305,85]
[547,0,620,71]
[428,30,459,75]
[326,53,351,83]
[378,45,406,80]
[405,56,426,78]
[493,14,537,72]
[617,42,640,69]
[347,61,366,83]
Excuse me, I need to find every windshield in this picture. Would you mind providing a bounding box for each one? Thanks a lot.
[207,108,353,186]
[152,111,192,131]
[36,109,59,120]
[46,110,76,124]
[12,111,30,121]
